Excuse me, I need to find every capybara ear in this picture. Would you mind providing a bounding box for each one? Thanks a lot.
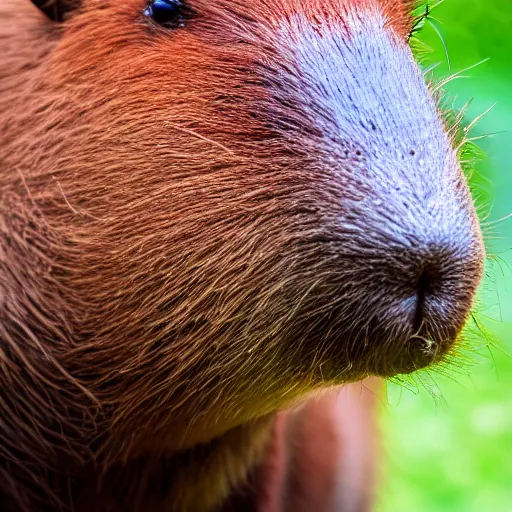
[31,0,82,21]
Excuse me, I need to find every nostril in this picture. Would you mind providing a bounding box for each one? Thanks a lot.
[412,263,440,333]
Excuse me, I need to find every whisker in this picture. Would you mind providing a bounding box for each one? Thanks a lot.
[163,121,239,156]
[465,129,510,142]
[425,17,451,71]
[423,61,441,76]
[434,57,491,91]
[482,212,512,227]
[456,103,497,151]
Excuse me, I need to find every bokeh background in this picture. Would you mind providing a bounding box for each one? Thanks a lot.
[378,1,512,511]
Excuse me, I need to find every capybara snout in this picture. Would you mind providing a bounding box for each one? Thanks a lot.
[0,0,484,510]
[256,8,485,378]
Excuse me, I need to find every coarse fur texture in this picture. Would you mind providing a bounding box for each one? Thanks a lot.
[0,0,484,510]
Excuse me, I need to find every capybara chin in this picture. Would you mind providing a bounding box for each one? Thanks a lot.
[0,0,484,510]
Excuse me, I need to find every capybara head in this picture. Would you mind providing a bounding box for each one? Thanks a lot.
[0,0,485,509]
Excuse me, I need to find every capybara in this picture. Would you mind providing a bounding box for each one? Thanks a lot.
[0,0,485,510]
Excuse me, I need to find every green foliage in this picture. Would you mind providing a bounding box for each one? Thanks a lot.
[378,1,512,511]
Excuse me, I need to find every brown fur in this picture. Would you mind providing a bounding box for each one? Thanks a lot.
[0,0,484,510]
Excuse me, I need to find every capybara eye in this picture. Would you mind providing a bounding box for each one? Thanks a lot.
[143,0,189,28]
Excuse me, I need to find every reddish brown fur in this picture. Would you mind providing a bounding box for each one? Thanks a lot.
[0,0,483,511]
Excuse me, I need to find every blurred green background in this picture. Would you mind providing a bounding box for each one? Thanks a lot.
[378,1,512,511]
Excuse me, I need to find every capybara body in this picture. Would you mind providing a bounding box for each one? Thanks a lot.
[0,0,484,510]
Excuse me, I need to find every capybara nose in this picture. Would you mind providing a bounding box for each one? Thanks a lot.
[367,234,484,376]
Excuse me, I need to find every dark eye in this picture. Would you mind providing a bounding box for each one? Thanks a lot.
[143,0,191,28]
